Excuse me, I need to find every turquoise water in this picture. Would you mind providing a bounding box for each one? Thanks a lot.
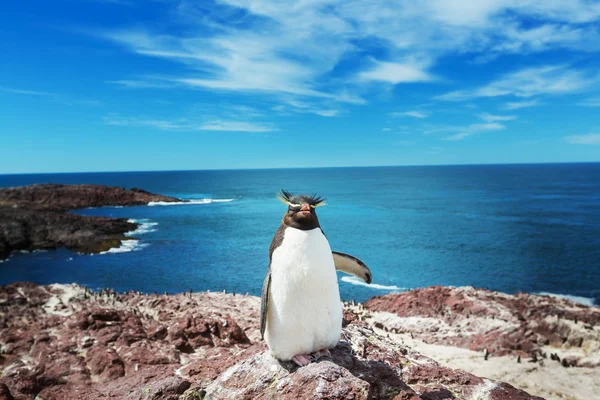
[1,164,599,304]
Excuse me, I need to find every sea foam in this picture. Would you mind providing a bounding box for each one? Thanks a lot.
[535,292,597,307]
[100,240,149,254]
[125,219,158,236]
[341,276,405,291]
[148,198,234,206]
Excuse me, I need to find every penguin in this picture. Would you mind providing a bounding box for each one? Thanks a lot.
[260,190,372,367]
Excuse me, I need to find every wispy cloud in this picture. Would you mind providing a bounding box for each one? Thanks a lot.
[425,147,445,155]
[565,133,600,145]
[441,122,506,141]
[0,85,101,107]
[578,98,600,107]
[104,115,278,132]
[435,65,599,101]
[381,127,392,131]
[0,86,53,96]
[479,112,517,122]
[391,111,429,119]
[502,100,541,110]
[272,99,341,117]
[358,60,433,85]
[95,1,600,110]
[107,79,174,89]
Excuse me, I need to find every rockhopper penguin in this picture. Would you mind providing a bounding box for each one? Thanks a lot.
[260,190,372,367]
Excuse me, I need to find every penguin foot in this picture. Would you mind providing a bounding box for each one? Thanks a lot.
[292,354,312,367]
[311,348,331,360]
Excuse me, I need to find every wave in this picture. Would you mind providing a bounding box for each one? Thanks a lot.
[341,276,405,291]
[148,198,234,206]
[125,219,158,236]
[17,249,48,254]
[99,240,149,254]
[535,292,597,307]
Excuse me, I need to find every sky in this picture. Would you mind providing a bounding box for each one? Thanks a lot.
[1,0,600,174]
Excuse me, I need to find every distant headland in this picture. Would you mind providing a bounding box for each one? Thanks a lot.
[0,184,181,260]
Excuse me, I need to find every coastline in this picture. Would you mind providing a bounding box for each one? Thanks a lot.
[0,184,181,260]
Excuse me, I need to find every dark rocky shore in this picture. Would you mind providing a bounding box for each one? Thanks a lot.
[0,184,180,260]
[0,282,556,400]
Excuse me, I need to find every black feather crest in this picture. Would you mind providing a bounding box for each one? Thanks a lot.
[277,190,326,207]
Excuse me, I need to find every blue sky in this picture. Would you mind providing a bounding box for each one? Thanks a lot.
[1,0,600,173]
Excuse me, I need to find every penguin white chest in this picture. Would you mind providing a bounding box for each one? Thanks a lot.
[265,227,342,360]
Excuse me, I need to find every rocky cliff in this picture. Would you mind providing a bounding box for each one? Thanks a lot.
[0,283,544,400]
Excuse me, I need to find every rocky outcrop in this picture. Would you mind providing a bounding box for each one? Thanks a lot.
[0,283,543,400]
[0,184,179,212]
[364,286,600,367]
[0,184,180,259]
[0,283,261,400]
[205,322,541,400]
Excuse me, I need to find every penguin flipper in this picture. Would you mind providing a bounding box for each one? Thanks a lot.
[333,251,372,284]
[260,266,271,339]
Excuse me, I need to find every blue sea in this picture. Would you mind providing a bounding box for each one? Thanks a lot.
[1,164,599,305]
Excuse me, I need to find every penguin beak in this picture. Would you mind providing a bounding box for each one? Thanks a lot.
[300,204,311,214]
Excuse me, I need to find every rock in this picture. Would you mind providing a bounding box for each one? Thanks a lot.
[0,184,181,259]
[0,184,180,212]
[0,283,545,400]
[365,286,600,366]
[205,324,542,400]
[179,388,206,400]
[205,352,371,400]
[0,384,14,400]
[0,283,260,399]
[86,346,126,381]
[170,314,250,349]
[125,377,191,400]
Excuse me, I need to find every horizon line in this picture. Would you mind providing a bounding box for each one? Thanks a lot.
[1,160,600,177]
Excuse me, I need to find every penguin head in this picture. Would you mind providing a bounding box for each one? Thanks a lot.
[277,190,326,230]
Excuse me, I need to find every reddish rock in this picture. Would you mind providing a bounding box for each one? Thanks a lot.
[0,384,14,400]
[124,377,191,400]
[365,286,600,363]
[170,314,250,349]
[0,283,546,399]
[205,325,541,400]
[86,346,125,381]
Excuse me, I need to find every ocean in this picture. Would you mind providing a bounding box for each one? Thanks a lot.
[1,164,599,305]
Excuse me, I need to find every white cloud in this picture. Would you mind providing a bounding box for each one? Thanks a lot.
[198,120,278,132]
[502,99,540,110]
[103,115,277,132]
[313,109,340,117]
[579,98,600,107]
[565,133,600,145]
[431,112,515,140]
[436,122,506,140]
[0,86,52,96]
[358,60,433,84]
[272,99,341,117]
[391,111,429,118]
[107,79,174,89]
[95,0,600,110]
[436,65,599,101]
[382,127,392,131]
[479,112,517,122]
